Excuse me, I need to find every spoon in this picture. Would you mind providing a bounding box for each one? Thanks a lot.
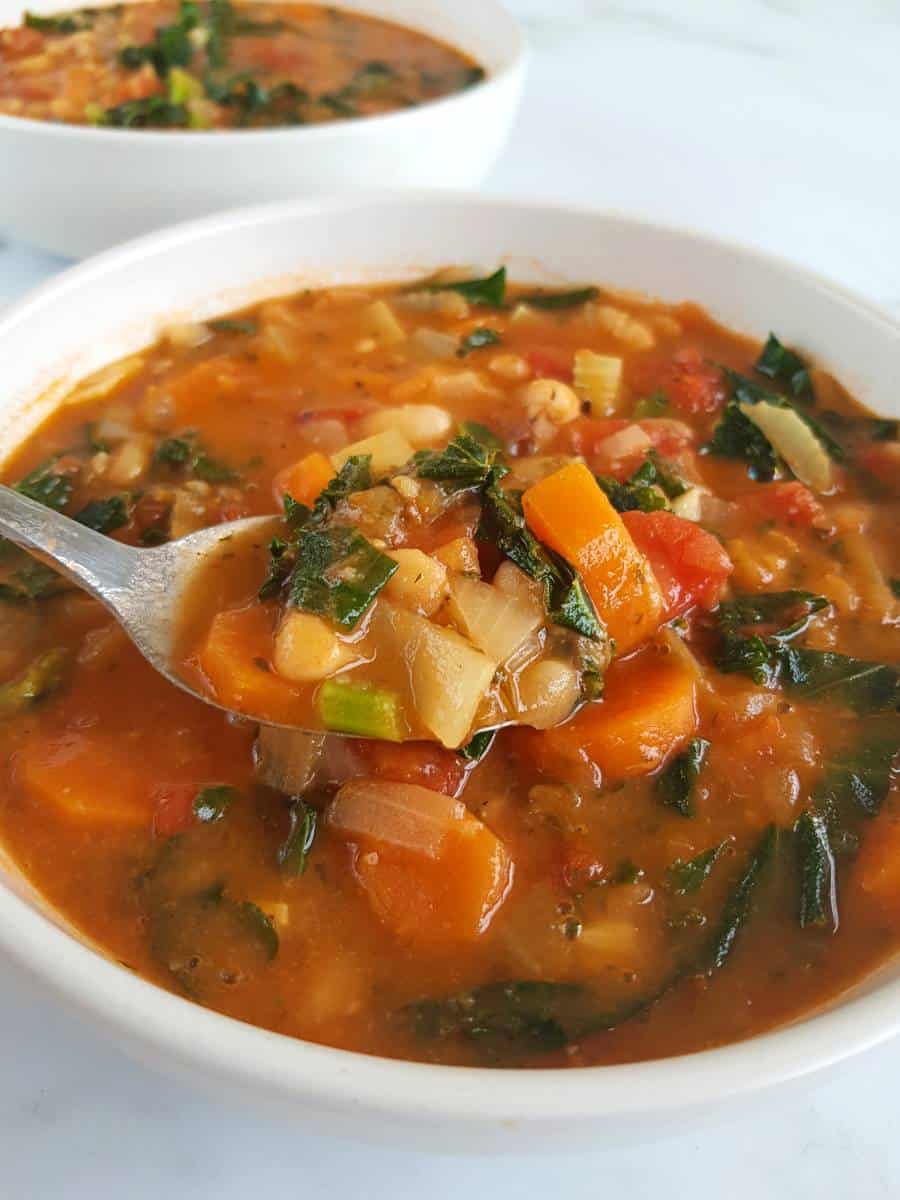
[0,482,291,726]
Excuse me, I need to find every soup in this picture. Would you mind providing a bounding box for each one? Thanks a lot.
[0,1,482,128]
[1,270,898,1068]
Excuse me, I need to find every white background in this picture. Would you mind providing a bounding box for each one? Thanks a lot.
[3,1,900,1194]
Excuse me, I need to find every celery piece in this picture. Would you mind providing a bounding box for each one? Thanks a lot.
[318,678,404,741]
[168,66,202,105]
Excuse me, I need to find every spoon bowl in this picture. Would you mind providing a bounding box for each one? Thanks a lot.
[0,483,291,725]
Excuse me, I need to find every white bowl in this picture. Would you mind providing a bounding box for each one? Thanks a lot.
[0,0,526,257]
[1,192,899,1152]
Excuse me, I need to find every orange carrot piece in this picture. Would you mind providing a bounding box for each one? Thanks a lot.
[15,730,155,828]
[341,803,513,943]
[521,462,664,654]
[523,648,698,783]
[857,814,900,907]
[272,451,335,508]
[196,606,301,721]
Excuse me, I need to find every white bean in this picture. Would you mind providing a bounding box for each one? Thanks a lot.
[273,611,354,684]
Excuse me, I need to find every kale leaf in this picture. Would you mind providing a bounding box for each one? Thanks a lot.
[655,737,710,818]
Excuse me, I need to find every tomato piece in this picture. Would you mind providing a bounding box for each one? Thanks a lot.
[743,481,828,529]
[663,348,727,415]
[622,510,733,619]
[153,784,199,838]
[567,417,692,474]
[353,740,467,797]
[526,347,574,382]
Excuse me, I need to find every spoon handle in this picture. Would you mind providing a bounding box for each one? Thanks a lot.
[0,483,140,601]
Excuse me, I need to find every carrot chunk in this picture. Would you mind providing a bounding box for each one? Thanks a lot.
[522,649,698,783]
[329,780,513,943]
[196,606,301,721]
[15,731,155,828]
[273,451,335,508]
[522,462,664,654]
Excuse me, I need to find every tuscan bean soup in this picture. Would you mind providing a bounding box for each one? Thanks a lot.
[0,1,482,128]
[1,268,899,1067]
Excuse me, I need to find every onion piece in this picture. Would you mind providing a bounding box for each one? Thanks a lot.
[738,401,834,493]
[327,779,467,858]
[596,424,652,465]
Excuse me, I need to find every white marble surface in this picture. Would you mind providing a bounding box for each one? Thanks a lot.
[3,0,900,1194]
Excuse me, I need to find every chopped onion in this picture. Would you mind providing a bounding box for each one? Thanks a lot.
[595,423,652,465]
[327,779,466,858]
[738,401,834,493]
[67,355,145,405]
[447,572,543,664]
[410,327,459,360]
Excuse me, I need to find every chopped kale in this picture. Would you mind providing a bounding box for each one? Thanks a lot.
[459,728,497,762]
[655,738,710,817]
[706,400,781,480]
[726,368,845,463]
[665,842,727,896]
[425,267,507,308]
[15,459,73,512]
[414,433,501,489]
[99,96,189,127]
[192,784,239,824]
[313,455,372,513]
[288,525,397,629]
[408,980,596,1054]
[208,318,258,336]
[813,737,898,819]
[478,469,604,641]
[706,824,778,971]
[754,333,813,403]
[74,495,129,534]
[794,811,836,929]
[258,535,291,602]
[778,647,900,714]
[457,421,503,451]
[0,558,67,604]
[154,435,237,482]
[278,798,318,876]
[516,286,598,311]
[25,8,95,33]
[458,327,502,357]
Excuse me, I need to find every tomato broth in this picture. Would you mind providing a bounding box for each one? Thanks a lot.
[1,271,899,1068]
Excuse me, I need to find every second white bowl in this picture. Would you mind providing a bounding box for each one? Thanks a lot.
[0,0,526,257]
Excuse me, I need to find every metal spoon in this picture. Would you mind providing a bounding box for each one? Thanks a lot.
[0,482,289,726]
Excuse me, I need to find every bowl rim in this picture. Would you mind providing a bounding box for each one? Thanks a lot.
[2,188,900,1126]
[0,0,527,144]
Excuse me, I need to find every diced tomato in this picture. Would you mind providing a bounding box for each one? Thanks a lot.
[152,784,199,838]
[568,417,692,474]
[662,348,727,416]
[353,740,467,797]
[526,347,574,382]
[743,481,828,529]
[622,510,733,619]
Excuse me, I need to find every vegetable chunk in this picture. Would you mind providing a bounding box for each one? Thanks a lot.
[522,462,664,654]
[524,649,698,782]
[328,779,513,942]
